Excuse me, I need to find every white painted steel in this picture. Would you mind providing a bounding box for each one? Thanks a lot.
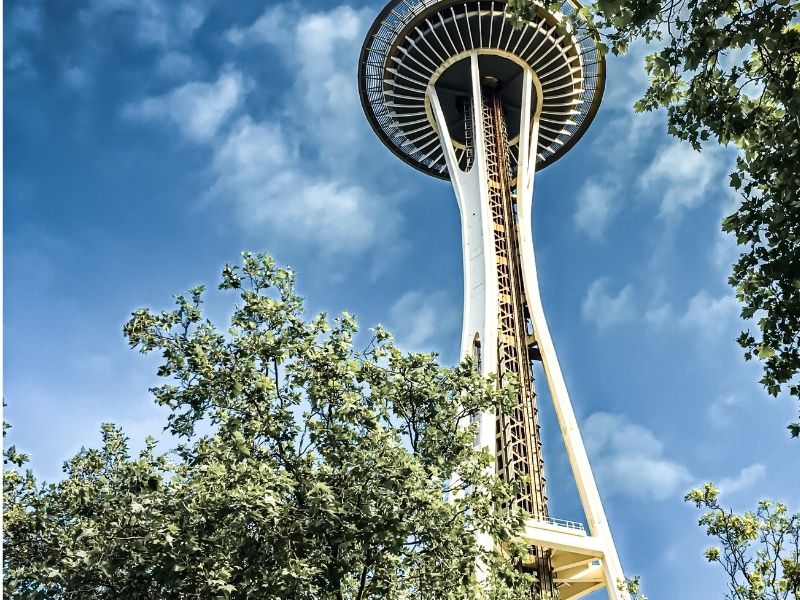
[515,86,629,600]
[429,55,498,568]
[429,50,629,600]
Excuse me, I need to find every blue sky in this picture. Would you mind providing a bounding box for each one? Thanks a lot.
[4,1,798,597]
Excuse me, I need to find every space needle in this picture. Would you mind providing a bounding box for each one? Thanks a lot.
[358,0,628,598]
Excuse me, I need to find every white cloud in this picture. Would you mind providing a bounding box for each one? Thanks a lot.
[9,1,210,89]
[226,5,295,48]
[10,5,43,35]
[598,40,667,159]
[584,412,694,501]
[604,109,663,163]
[709,176,744,271]
[640,142,733,219]
[719,46,764,98]
[208,4,402,262]
[227,5,371,174]
[79,0,210,48]
[582,279,635,331]
[156,52,196,79]
[602,40,651,113]
[644,302,673,327]
[208,117,396,259]
[121,4,403,264]
[680,291,740,338]
[6,6,44,79]
[710,227,738,272]
[574,179,620,240]
[388,291,458,354]
[6,48,35,79]
[212,118,296,178]
[717,464,766,495]
[177,4,207,32]
[64,66,90,91]
[124,69,247,142]
[707,394,744,427]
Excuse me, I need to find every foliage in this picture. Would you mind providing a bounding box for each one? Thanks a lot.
[619,576,648,600]
[508,0,800,436]
[4,252,540,599]
[686,484,800,599]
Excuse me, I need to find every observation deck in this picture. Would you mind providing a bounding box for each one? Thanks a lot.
[358,0,605,179]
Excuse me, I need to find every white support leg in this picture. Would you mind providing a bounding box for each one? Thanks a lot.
[429,53,498,453]
[428,53,498,568]
[515,73,630,600]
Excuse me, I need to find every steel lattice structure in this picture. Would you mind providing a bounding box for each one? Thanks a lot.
[358,1,629,598]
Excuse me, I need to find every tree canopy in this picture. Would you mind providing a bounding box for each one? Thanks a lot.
[686,484,800,599]
[509,0,800,436]
[4,252,537,599]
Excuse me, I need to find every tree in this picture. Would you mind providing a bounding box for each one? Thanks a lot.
[619,577,648,600]
[686,484,800,599]
[508,0,800,436]
[3,252,538,599]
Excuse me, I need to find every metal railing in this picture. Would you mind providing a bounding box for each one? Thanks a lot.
[528,516,586,532]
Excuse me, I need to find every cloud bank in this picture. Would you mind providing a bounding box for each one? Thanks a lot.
[584,412,693,501]
[123,4,404,264]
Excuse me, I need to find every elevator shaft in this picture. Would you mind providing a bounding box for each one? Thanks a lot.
[478,88,555,594]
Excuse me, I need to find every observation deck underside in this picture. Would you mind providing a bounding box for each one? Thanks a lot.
[359,0,605,179]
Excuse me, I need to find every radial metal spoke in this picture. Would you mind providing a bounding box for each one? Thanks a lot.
[358,0,604,177]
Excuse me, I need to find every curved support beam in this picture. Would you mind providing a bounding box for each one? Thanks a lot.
[428,53,499,570]
[515,90,629,600]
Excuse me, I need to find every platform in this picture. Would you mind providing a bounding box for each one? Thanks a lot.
[519,517,616,599]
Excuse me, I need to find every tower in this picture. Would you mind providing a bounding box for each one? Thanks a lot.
[358,1,628,598]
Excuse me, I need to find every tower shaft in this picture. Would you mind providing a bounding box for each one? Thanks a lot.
[482,89,546,518]
[481,88,555,594]
[427,53,628,599]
